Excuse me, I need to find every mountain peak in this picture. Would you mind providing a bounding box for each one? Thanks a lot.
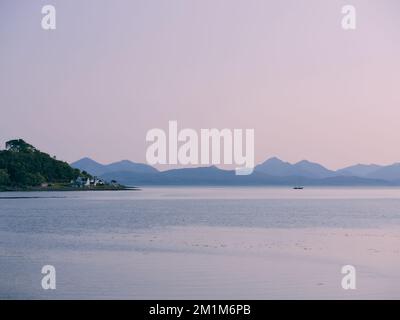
[70,157,105,176]
[337,163,383,177]
[255,157,334,178]
[113,160,135,165]
[296,159,312,165]
[74,157,100,164]
[71,157,159,176]
[263,157,286,164]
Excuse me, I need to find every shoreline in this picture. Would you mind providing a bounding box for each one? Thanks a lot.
[0,186,140,192]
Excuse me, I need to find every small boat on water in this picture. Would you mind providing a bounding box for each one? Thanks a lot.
[293,186,304,190]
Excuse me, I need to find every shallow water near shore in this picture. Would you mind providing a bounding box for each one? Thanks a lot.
[1,187,400,299]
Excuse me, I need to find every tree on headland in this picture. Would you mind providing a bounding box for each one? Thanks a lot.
[5,139,36,153]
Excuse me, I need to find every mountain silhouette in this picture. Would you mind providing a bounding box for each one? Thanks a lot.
[71,157,158,176]
[336,164,383,177]
[365,163,400,181]
[255,157,335,178]
[70,157,400,186]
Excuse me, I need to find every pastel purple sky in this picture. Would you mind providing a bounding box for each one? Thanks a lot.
[1,0,400,170]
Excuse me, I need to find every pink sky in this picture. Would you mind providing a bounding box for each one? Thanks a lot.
[1,0,400,170]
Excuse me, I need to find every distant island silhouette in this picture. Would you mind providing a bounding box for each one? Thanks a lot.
[71,156,400,187]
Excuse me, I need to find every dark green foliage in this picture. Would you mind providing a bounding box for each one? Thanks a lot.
[6,139,37,152]
[0,139,87,187]
[0,169,10,185]
[81,170,90,178]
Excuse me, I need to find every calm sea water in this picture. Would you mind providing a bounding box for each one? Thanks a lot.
[2,187,400,233]
[1,187,400,299]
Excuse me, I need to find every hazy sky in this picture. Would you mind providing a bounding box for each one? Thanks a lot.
[1,0,400,170]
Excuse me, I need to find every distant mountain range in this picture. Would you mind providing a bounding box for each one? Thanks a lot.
[70,157,400,186]
[71,157,159,176]
[254,157,336,178]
